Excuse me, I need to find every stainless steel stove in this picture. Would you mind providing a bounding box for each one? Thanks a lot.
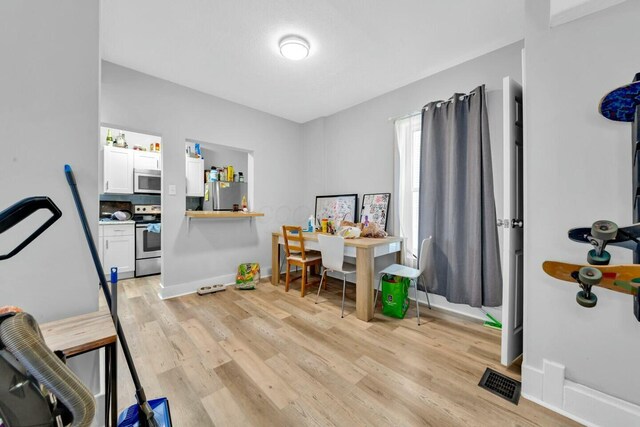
[134,205,161,277]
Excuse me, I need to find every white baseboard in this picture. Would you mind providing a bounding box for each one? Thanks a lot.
[412,290,501,323]
[522,361,640,426]
[158,267,273,299]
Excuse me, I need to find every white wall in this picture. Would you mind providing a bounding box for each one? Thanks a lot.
[301,42,523,321]
[524,0,640,423]
[0,0,101,410]
[200,145,249,179]
[101,62,306,297]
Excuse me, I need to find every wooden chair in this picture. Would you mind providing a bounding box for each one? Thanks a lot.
[282,225,322,296]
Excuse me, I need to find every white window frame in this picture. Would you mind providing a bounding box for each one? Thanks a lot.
[393,114,421,267]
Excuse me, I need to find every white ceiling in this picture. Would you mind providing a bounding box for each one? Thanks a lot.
[101,0,524,123]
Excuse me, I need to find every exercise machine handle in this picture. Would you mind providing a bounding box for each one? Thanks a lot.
[0,196,62,261]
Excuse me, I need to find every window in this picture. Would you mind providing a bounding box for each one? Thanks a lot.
[394,115,421,267]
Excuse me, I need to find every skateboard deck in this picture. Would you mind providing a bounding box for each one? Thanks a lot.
[599,73,640,122]
[542,261,639,296]
[568,224,640,251]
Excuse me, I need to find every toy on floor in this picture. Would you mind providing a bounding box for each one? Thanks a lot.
[197,284,226,295]
[483,312,502,330]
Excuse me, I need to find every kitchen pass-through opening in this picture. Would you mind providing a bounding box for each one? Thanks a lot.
[185,139,254,213]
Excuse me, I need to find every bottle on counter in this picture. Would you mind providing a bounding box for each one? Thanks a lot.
[238,172,244,183]
[115,132,127,148]
[105,129,113,146]
[242,195,248,210]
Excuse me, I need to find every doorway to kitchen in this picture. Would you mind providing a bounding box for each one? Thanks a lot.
[98,124,163,282]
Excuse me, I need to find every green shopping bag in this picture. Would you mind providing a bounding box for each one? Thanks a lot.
[381,274,410,319]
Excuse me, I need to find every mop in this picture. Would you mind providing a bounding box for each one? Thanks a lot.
[64,165,172,427]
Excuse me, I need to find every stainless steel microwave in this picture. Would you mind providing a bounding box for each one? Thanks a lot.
[134,169,161,194]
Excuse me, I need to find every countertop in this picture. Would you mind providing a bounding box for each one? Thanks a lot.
[98,219,136,225]
[185,211,264,218]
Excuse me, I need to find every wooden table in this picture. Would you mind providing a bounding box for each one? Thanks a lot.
[41,310,118,426]
[271,231,404,321]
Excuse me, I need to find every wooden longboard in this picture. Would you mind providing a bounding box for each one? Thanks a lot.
[542,261,640,296]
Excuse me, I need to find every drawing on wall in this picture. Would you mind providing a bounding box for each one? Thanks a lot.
[360,193,390,231]
[315,194,358,224]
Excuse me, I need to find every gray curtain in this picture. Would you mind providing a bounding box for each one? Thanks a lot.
[418,85,502,307]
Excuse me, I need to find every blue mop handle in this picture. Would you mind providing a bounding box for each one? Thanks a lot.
[110,267,118,335]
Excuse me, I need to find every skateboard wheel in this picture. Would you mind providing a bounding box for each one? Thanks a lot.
[587,249,611,265]
[578,266,602,285]
[576,290,598,308]
[591,220,618,241]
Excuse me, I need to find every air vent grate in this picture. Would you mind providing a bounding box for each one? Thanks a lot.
[478,368,521,405]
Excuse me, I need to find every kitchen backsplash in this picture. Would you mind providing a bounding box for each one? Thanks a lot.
[100,193,161,205]
[186,196,201,211]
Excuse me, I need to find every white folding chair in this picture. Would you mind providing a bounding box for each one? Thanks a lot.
[374,237,432,325]
[315,234,356,318]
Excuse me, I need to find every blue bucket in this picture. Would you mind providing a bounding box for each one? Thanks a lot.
[117,398,172,427]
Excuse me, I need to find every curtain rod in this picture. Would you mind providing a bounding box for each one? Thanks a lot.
[387,110,421,122]
[388,89,495,122]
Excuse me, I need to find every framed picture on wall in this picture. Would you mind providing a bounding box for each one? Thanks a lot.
[360,193,390,231]
[315,194,359,224]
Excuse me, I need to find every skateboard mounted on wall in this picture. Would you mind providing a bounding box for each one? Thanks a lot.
[568,222,640,255]
[542,260,639,310]
[543,73,640,320]
[545,220,640,320]
[567,220,620,265]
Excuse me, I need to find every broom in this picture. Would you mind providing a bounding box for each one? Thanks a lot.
[64,165,172,427]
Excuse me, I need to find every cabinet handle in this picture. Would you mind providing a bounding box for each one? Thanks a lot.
[106,180,109,191]
[106,240,109,250]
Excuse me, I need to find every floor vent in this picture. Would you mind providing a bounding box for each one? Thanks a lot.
[478,368,521,405]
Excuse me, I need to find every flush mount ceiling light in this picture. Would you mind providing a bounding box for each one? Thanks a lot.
[279,35,310,60]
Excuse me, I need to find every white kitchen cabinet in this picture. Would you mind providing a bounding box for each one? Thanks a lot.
[134,150,161,171]
[99,222,135,280]
[185,157,204,197]
[103,146,134,194]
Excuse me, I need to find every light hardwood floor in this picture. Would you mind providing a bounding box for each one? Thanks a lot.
[112,275,578,426]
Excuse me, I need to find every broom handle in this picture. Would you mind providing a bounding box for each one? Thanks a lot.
[64,165,154,421]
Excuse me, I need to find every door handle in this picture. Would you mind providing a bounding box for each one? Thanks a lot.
[511,219,524,228]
